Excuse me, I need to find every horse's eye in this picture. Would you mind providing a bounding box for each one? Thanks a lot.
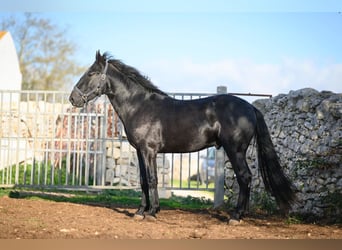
[88,72,98,77]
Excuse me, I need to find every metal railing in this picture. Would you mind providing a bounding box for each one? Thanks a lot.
[0,90,214,192]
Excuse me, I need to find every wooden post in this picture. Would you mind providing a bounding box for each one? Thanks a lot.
[214,85,227,208]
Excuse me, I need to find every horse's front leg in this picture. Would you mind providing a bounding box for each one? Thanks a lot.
[146,153,160,218]
[135,150,150,218]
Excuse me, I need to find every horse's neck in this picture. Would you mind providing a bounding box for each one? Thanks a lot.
[106,77,150,123]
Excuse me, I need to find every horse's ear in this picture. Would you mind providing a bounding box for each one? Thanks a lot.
[96,50,102,63]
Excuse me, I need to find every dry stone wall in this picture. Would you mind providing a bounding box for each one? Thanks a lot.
[225,88,342,221]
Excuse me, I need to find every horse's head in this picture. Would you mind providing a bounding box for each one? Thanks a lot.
[69,50,109,107]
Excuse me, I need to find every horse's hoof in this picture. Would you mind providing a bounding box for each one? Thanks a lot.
[133,214,145,221]
[228,219,243,226]
[144,214,157,222]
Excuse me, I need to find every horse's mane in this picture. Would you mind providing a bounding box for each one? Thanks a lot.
[103,52,168,96]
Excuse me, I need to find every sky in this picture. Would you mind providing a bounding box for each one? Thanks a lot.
[1,0,342,102]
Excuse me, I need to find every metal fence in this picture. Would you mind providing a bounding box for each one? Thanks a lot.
[0,89,271,198]
[0,90,218,192]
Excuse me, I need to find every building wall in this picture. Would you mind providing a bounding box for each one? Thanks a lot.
[0,31,22,94]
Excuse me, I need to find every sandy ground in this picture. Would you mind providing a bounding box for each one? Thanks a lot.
[0,195,341,239]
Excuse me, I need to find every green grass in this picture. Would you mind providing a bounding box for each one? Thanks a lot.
[0,162,93,186]
[2,188,213,211]
[0,162,215,210]
[1,163,212,189]
[0,188,11,197]
[171,179,215,190]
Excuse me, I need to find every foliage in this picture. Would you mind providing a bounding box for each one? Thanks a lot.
[294,158,336,172]
[1,13,84,91]
[323,191,342,210]
[250,191,278,215]
[321,191,342,223]
[294,140,342,173]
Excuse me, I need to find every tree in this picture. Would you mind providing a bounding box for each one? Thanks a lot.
[1,13,84,91]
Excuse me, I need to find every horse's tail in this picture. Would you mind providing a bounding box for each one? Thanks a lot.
[254,107,296,212]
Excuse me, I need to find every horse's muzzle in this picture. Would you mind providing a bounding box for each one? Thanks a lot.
[69,92,85,107]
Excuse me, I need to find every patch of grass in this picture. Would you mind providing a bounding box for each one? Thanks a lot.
[0,161,93,186]
[171,179,215,189]
[0,188,11,197]
[6,188,213,211]
[285,215,303,225]
[162,194,213,210]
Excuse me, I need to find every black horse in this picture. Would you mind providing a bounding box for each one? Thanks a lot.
[69,51,295,222]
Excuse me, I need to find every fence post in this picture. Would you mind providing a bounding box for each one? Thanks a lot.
[99,107,107,186]
[214,85,227,208]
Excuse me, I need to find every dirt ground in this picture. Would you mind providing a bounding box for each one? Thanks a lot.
[0,195,341,239]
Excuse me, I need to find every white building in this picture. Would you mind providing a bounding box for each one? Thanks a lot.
[0,31,22,92]
[0,31,22,169]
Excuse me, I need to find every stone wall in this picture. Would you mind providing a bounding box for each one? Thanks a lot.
[224,88,342,221]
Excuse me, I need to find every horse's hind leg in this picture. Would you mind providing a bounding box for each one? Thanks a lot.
[224,146,252,221]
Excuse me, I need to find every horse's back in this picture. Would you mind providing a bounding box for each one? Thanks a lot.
[158,94,256,153]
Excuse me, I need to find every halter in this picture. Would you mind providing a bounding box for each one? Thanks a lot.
[73,60,110,103]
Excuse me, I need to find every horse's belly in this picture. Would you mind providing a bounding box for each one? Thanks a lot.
[160,123,219,153]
